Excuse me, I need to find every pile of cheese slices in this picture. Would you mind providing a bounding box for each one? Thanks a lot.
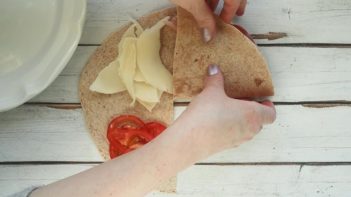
[90,17,173,111]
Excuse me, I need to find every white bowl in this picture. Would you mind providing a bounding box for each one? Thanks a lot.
[0,0,86,111]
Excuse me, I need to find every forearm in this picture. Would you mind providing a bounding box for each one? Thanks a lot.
[31,115,206,197]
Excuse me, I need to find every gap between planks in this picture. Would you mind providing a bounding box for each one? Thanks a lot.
[24,101,351,110]
[78,43,351,48]
[1,161,351,166]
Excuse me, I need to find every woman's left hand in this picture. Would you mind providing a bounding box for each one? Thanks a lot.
[171,0,247,42]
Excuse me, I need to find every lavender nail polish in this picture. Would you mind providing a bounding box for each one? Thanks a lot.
[202,28,211,43]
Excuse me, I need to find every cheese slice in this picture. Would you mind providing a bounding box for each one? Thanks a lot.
[123,23,143,37]
[136,16,173,94]
[90,23,141,95]
[127,18,144,35]
[90,17,172,111]
[89,60,126,94]
[118,23,143,53]
[137,99,157,112]
[157,90,163,99]
[134,68,146,82]
[134,82,160,103]
[118,37,138,104]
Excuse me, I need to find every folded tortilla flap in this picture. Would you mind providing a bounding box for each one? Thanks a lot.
[173,7,274,100]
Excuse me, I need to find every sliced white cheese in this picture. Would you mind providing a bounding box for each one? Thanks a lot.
[118,37,138,104]
[118,23,143,53]
[137,99,157,112]
[127,18,144,35]
[134,82,160,103]
[134,68,146,82]
[90,23,141,95]
[90,17,173,112]
[122,23,143,38]
[157,89,163,99]
[89,60,126,94]
[136,16,173,94]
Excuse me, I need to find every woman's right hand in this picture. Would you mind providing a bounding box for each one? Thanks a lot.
[175,64,276,157]
[30,67,275,197]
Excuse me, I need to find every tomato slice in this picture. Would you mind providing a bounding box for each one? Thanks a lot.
[108,115,144,130]
[109,142,129,158]
[108,130,128,146]
[109,128,153,145]
[107,115,145,142]
[107,115,167,159]
[126,129,154,145]
[144,122,166,137]
[109,144,119,158]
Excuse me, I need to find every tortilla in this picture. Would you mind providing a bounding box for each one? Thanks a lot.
[79,7,177,192]
[173,7,274,100]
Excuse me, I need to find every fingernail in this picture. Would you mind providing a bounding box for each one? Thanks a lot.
[202,28,211,42]
[208,64,219,76]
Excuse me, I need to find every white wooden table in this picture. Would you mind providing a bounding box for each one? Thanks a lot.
[1,0,351,196]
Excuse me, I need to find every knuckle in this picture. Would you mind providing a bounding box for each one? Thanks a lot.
[245,134,254,141]
[250,124,261,133]
[244,106,262,132]
[270,111,277,123]
[197,16,214,26]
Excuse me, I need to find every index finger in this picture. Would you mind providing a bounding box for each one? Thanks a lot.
[236,0,247,16]
[220,0,241,23]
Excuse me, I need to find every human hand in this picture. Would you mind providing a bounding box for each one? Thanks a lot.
[171,0,247,42]
[175,64,276,157]
[30,67,274,197]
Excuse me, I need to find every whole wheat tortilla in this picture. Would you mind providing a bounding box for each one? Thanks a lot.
[173,7,274,100]
[79,7,177,192]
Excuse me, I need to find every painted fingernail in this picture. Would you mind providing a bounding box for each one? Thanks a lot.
[208,64,219,76]
[202,28,211,42]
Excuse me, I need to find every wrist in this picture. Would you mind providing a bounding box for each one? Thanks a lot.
[167,112,218,161]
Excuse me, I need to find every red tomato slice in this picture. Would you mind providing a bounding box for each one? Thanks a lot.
[109,128,153,145]
[124,129,154,146]
[107,115,145,142]
[108,130,129,146]
[107,115,167,159]
[109,142,129,158]
[108,115,144,130]
[129,143,144,150]
[109,144,119,159]
[144,122,166,137]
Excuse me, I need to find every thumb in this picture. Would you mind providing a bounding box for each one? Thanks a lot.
[204,64,225,94]
[175,0,216,42]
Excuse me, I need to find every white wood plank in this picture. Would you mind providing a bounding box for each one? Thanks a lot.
[0,164,94,197]
[174,165,351,197]
[0,106,103,162]
[81,0,172,44]
[30,47,96,103]
[239,0,351,44]
[30,46,351,103]
[81,0,351,44]
[1,164,351,196]
[1,105,351,162]
[262,47,351,102]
